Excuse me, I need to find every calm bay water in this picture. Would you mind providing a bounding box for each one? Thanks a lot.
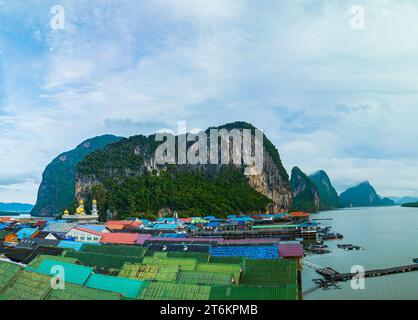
[303,206,418,300]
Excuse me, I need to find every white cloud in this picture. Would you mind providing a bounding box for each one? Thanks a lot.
[1,0,418,202]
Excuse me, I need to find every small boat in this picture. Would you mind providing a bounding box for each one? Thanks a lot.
[413,258,418,263]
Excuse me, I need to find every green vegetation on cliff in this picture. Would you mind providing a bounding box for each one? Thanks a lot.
[309,170,340,210]
[31,135,122,216]
[76,122,289,218]
[290,167,320,213]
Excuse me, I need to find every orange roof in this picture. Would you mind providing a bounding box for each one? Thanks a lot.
[290,211,310,217]
[100,233,138,245]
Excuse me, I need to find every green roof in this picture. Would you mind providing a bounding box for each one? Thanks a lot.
[0,261,21,291]
[64,251,143,270]
[240,259,298,287]
[1,270,51,300]
[142,256,197,271]
[81,244,146,257]
[119,263,179,282]
[139,282,211,300]
[28,254,80,269]
[0,230,9,240]
[46,282,121,300]
[166,252,210,263]
[33,260,94,286]
[209,286,298,300]
[209,256,246,265]
[196,263,241,284]
[177,271,233,286]
[85,273,145,299]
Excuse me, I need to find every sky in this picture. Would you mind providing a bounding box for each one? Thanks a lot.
[1,0,418,203]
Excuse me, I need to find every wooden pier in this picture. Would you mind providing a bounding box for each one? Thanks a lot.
[317,264,418,282]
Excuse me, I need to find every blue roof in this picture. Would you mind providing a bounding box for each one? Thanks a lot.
[33,259,94,285]
[58,240,84,251]
[206,222,221,228]
[139,219,152,226]
[204,216,217,220]
[156,217,177,223]
[80,225,108,233]
[153,223,179,230]
[210,245,279,259]
[16,228,39,239]
[0,224,7,231]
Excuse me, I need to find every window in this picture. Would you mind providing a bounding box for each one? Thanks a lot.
[87,237,92,241]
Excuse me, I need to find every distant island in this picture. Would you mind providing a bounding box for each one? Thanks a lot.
[401,202,418,208]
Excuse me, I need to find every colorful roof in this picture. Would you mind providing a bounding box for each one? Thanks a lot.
[85,273,144,299]
[278,242,303,258]
[43,222,77,233]
[71,226,103,236]
[16,228,39,239]
[78,225,109,233]
[138,282,211,300]
[33,259,94,286]
[58,240,84,251]
[100,233,139,245]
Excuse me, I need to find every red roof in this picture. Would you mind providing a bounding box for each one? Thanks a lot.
[106,221,142,230]
[179,218,192,223]
[74,226,103,236]
[290,211,310,218]
[100,233,139,245]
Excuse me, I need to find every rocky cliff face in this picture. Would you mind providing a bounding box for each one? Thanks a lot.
[290,167,320,213]
[31,135,122,216]
[75,122,292,217]
[339,181,395,207]
[309,170,340,210]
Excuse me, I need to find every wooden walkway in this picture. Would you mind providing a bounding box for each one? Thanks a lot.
[317,264,418,282]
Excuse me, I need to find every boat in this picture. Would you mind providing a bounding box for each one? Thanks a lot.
[414,258,418,263]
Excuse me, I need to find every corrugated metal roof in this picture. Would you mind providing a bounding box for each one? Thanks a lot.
[43,222,77,233]
[177,271,233,286]
[16,228,39,239]
[196,263,241,284]
[58,240,84,251]
[1,270,51,300]
[209,286,298,300]
[79,225,109,233]
[33,259,94,286]
[28,254,80,269]
[138,282,211,300]
[64,251,143,270]
[100,233,139,245]
[46,282,121,300]
[85,273,144,299]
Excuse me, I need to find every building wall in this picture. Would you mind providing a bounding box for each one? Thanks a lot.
[66,229,101,243]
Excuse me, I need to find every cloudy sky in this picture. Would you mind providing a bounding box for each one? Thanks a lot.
[1,0,418,203]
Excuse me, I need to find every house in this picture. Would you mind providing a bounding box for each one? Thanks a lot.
[65,227,103,243]
[16,228,40,240]
[34,231,63,241]
[4,233,19,245]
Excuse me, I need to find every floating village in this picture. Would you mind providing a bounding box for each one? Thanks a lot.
[0,200,417,301]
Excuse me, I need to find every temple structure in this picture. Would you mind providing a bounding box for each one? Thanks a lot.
[62,200,99,224]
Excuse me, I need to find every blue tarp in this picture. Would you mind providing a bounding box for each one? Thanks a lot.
[210,245,279,260]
